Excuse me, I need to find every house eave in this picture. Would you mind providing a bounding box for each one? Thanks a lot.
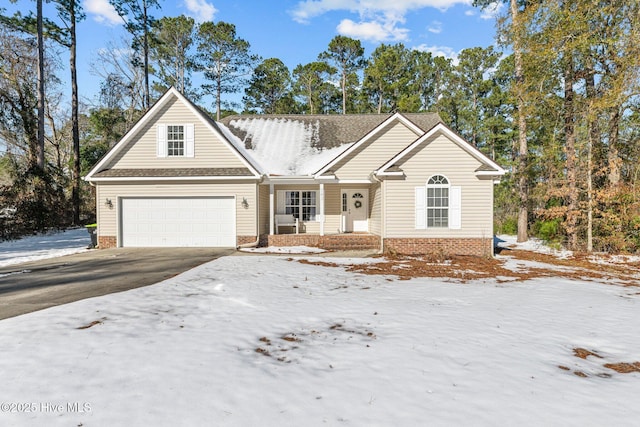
[86,175,261,183]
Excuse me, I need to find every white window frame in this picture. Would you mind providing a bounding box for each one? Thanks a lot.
[157,124,194,158]
[277,190,318,222]
[415,174,461,230]
[167,125,185,156]
[427,175,450,228]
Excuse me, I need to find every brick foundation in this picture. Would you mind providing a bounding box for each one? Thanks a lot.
[98,236,117,248]
[260,234,381,251]
[237,235,258,245]
[383,237,493,257]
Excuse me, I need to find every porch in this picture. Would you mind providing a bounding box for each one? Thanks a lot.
[260,180,382,250]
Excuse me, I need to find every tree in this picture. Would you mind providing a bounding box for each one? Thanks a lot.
[150,15,196,97]
[292,61,336,114]
[244,58,293,114]
[196,21,258,120]
[109,0,160,110]
[475,0,531,243]
[363,43,414,114]
[319,35,365,114]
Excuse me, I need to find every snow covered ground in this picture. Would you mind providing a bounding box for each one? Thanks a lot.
[0,228,90,268]
[1,238,639,426]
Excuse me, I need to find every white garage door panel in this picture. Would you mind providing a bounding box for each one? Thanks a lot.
[121,197,236,247]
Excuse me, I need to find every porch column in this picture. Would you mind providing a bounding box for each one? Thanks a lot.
[319,183,325,236]
[269,183,274,235]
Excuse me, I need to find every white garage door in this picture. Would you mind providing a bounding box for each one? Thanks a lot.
[121,197,236,247]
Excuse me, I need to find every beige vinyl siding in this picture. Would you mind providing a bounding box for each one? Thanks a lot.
[385,133,494,238]
[332,121,419,180]
[107,96,247,170]
[369,183,382,236]
[96,181,256,242]
[258,184,270,235]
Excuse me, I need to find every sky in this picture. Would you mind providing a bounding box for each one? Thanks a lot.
[3,0,503,110]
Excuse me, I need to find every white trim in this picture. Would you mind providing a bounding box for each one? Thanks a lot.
[157,124,167,157]
[376,123,506,177]
[335,179,375,184]
[314,112,425,178]
[319,183,325,236]
[85,87,261,181]
[269,183,275,235]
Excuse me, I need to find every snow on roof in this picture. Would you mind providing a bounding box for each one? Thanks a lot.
[217,118,352,176]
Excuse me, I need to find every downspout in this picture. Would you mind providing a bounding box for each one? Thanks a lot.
[237,176,264,249]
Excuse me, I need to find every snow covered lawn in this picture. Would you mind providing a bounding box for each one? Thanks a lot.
[1,250,639,426]
[0,228,90,267]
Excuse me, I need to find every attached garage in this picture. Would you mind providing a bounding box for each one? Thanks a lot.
[120,197,236,247]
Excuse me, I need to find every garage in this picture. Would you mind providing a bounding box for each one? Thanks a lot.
[120,197,236,247]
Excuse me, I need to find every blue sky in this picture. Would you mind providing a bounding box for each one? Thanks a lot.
[4,0,503,109]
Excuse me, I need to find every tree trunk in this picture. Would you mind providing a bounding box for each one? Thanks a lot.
[564,55,579,250]
[143,0,150,109]
[512,0,528,243]
[36,0,45,171]
[70,0,81,225]
[341,70,347,115]
[585,71,599,252]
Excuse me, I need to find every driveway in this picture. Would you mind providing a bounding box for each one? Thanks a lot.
[0,247,234,320]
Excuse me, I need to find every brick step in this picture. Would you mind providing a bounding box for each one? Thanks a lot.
[261,234,380,251]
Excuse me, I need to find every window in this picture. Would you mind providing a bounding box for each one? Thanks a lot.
[284,191,317,221]
[157,124,194,158]
[167,125,185,156]
[415,175,461,230]
[427,175,449,228]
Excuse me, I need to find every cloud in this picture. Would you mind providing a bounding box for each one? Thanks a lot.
[292,0,470,23]
[414,44,459,64]
[184,0,217,22]
[427,20,442,34]
[479,2,504,20]
[337,18,409,42]
[83,0,122,26]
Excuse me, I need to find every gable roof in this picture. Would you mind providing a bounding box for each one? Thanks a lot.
[375,122,506,178]
[84,87,262,182]
[220,112,441,176]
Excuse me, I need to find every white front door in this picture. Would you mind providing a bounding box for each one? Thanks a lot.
[341,190,368,232]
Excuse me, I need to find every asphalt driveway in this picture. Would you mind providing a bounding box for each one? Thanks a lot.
[0,247,234,320]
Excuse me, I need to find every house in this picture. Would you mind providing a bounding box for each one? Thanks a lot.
[84,87,505,256]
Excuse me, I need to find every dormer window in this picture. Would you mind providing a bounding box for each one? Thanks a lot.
[157,124,195,158]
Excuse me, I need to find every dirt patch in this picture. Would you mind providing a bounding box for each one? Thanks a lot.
[76,318,106,330]
[573,347,603,359]
[604,362,640,374]
[295,249,640,286]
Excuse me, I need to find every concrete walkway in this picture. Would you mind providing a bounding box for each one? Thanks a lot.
[0,247,233,320]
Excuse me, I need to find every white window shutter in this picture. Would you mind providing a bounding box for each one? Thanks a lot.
[157,124,167,157]
[276,191,285,214]
[449,186,461,229]
[185,123,195,157]
[415,186,426,229]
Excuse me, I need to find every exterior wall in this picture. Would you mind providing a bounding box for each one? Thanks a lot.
[384,238,493,257]
[258,184,270,235]
[332,121,420,180]
[369,183,382,236]
[107,96,247,170]
[96,181,257,246]
[384,133,494,239]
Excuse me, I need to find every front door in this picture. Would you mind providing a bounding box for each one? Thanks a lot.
[341,190,368,232]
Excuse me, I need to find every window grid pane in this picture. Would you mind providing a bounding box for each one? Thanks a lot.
[285,190,317,221]
[426,179,449,228]
[167,125,185,156]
